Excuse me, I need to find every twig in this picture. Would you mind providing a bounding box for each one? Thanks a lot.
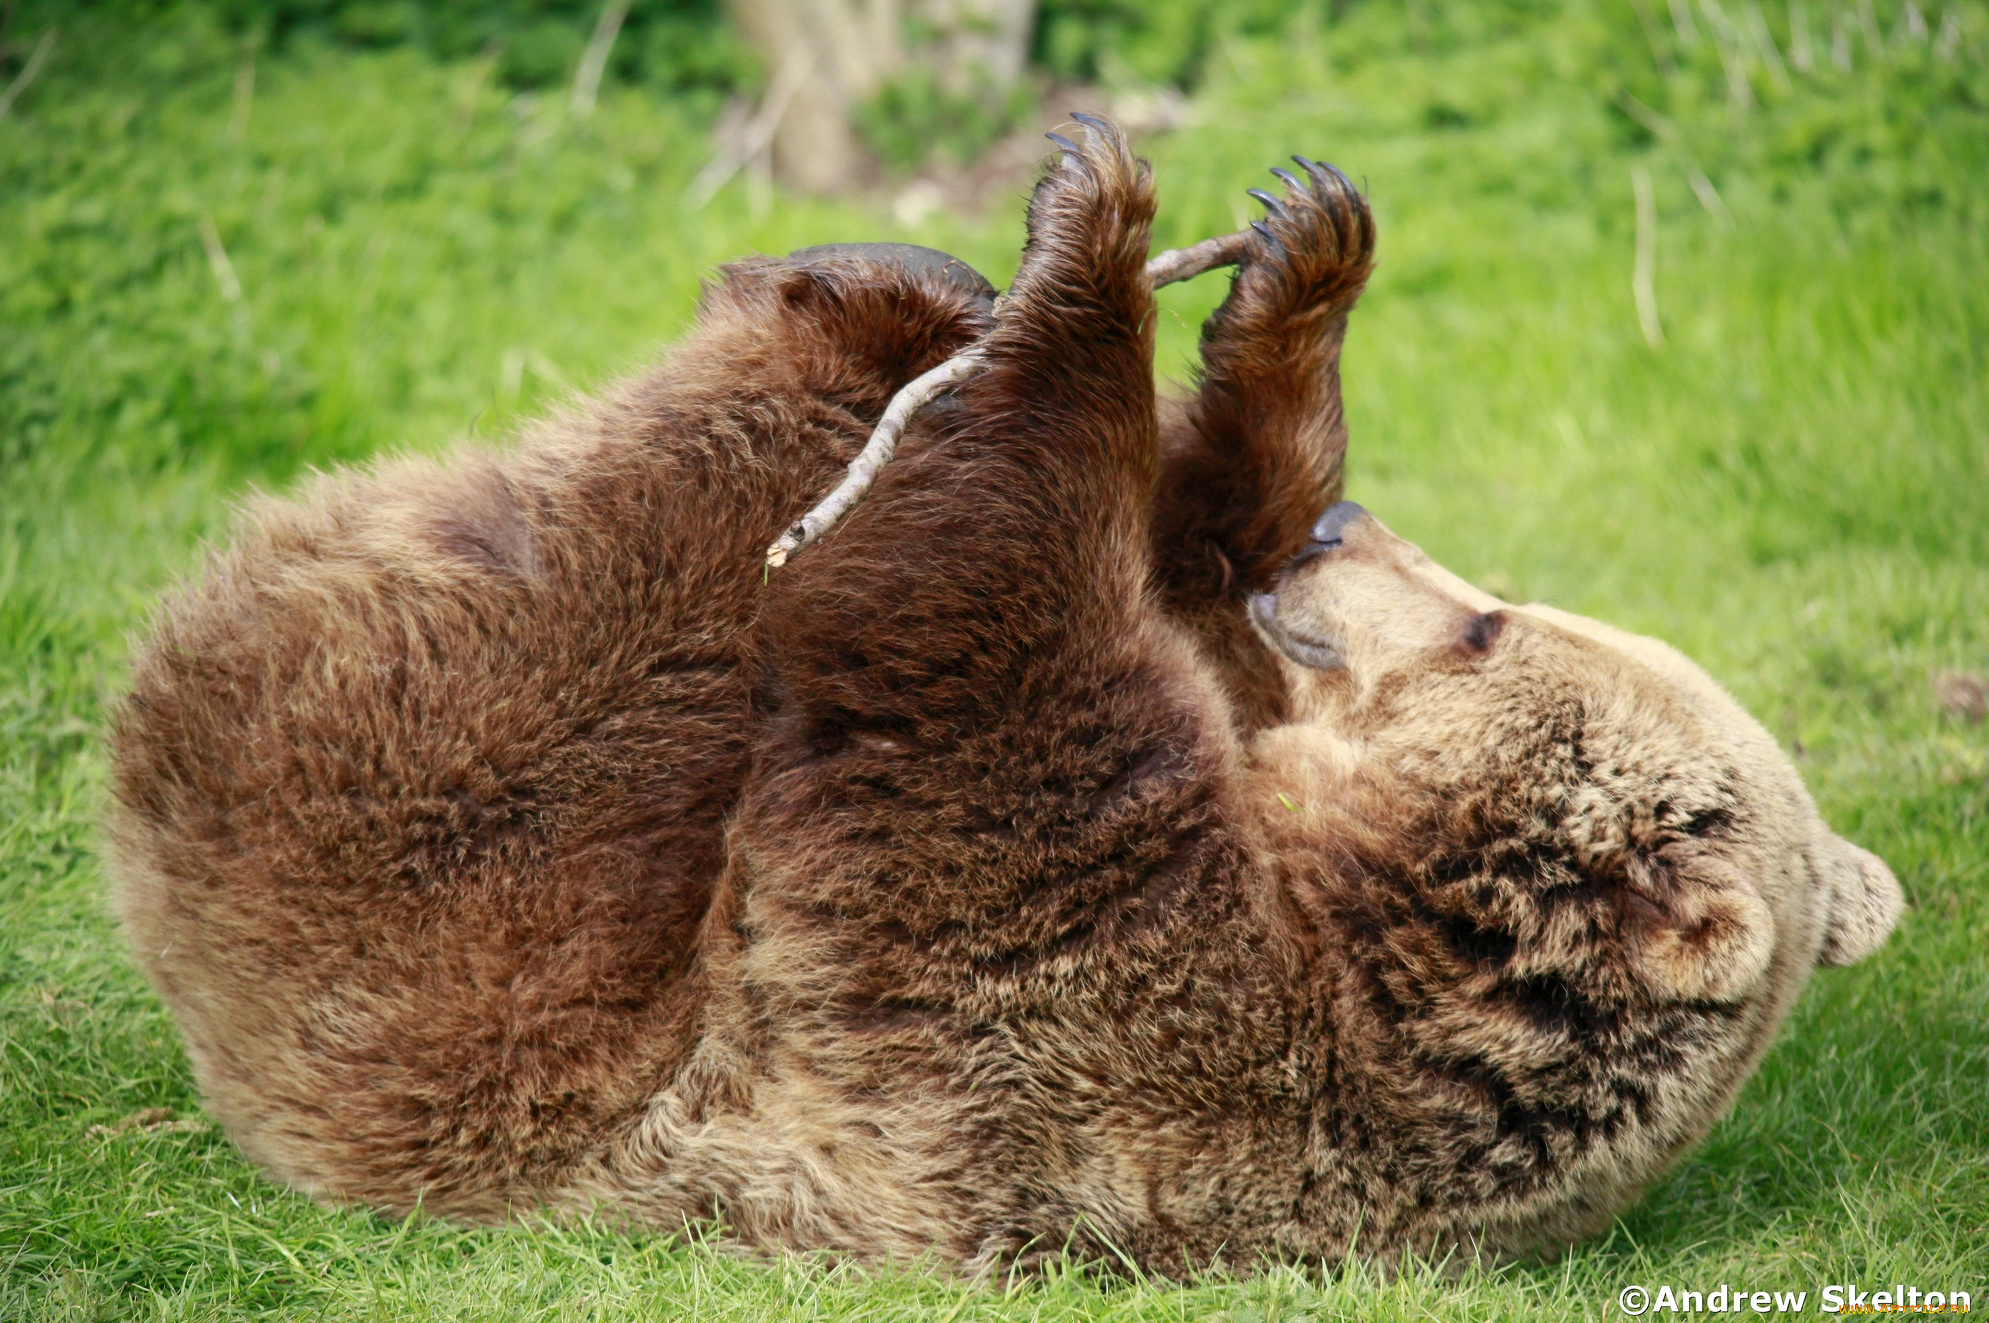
[1699,0,1758,111]
[570,0,630,120]
[1855,0,1883,58]
[1631,165,1666,350]
[1616,92,1731,227]
[1743,0,1792,90]
[1667,0,1699,46]
[1934,7,1962,61]
[1894,1,1930,44]
[764,352,988,568]
[198,215,243,304]
[1145,230,1254,286]
[1685,167,1730,226]
[1789,0,1816,73]
[1629,0,1679,74]
[687,50,812,209]
[228,35,260,142]
[0,27,56,119]
[763,227,1257,570]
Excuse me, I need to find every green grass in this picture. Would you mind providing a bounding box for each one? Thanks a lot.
[4,2,1987,1317]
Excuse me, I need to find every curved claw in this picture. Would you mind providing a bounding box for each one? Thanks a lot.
[1249,218,1283,251]
[1068,110,1113,135]
[1045,131,1082,159]
[1246,187,1290,219]
[1269,166,1306,193]
[1293,154,1356,196]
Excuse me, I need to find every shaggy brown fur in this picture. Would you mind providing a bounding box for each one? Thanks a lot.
[107,120,1901,1273]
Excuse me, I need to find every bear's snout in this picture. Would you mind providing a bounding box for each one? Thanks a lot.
[1283,501,1372,577]
[1308,500,1368,548]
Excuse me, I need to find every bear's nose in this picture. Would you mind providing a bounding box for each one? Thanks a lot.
[1308,501,1367,550]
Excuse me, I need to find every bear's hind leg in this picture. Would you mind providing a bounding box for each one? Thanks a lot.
[707,122,1294,1268]
[740,116,1230,960]
[951,114,1162,506]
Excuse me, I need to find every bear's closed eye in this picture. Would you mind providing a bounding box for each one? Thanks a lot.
[1461,611,1505,653]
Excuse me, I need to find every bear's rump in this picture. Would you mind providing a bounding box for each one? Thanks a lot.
[107,438,776,1214]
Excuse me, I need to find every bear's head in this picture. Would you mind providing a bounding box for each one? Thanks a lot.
[1243,501,1903,1253]
[1249,501,1901,1009]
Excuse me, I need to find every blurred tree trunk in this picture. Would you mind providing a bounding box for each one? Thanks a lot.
[726,0,1036,194]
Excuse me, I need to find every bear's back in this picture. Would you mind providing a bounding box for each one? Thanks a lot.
[103,294,899,1214]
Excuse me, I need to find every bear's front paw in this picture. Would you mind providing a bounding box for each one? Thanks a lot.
[1215,157,1376,338]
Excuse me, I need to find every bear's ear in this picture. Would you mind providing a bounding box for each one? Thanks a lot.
[1620,854,1774,1001]
[1818,838,1904,967]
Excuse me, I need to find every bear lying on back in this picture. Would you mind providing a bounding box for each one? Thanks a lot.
[107,119,1901,1273]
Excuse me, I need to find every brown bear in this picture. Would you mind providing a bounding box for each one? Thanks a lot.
[106,118,1901,1274]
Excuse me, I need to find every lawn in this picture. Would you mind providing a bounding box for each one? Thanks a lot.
[2,2,1986,1318]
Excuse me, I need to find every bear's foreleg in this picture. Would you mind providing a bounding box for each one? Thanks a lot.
[1150,160,1376,729]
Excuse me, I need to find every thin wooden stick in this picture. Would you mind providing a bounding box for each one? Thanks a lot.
[763,228,1254,570]
[1631,165,1666,350]
[764,351,987,568]
[1145,230,1253,287]
[1615,92,1730,227]
[570,0,631,119]
[688,51,813,209]
[0,28,56,119]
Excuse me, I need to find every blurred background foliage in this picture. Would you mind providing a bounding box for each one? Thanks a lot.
[13,0,758,97]
[3,0,1307,94]
[5,0,1983,187]
[3,0,1983,492]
